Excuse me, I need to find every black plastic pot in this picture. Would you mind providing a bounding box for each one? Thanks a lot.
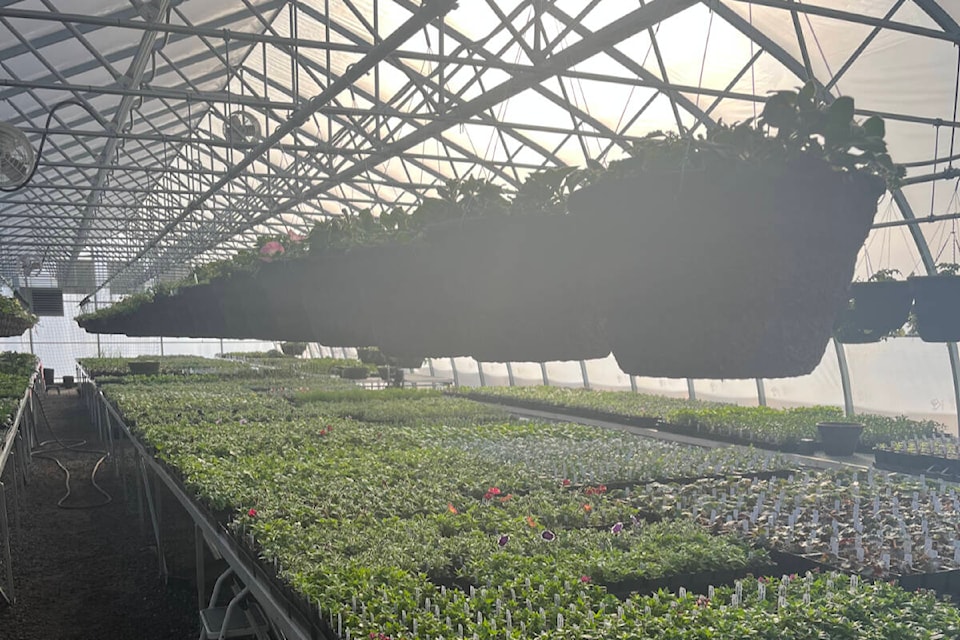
[128,361,160,376]
[339,366,369,380]
[61,375,75,389]
[797,438,818,455]
[42,367,54,386]
[817,421,863,456]
[834,280,913,343]
[909,275,960,342]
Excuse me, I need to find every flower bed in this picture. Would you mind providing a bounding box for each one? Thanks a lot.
[93,368,960,638]
[612,469,960,590]
[459,386,943,451]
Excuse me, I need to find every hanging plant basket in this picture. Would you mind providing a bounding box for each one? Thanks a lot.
[909,275,960,342]
[833,280,913,344]
[568,157,885,378]
[385,214,608,363]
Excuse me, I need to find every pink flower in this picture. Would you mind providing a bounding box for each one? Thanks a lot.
[580,575,591,583]
[287,230,306,243]
[259,241,285,261]
[247,508,258,517]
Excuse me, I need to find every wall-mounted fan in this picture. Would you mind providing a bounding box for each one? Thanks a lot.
[223,111,262,145]
[0,122,35,191]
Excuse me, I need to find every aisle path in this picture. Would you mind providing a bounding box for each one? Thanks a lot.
[0,391,198,640]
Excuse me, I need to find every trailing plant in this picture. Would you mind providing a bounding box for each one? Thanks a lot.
[0,294,37,336]
[588,81,903,191]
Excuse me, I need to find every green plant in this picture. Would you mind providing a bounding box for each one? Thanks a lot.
[936,262,960,276]
[595,81,903,190]
[867,268,901,282]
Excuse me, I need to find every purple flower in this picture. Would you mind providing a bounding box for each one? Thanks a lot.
[541,529,556,542]
[611,521,624,535]
[498,534,509,547]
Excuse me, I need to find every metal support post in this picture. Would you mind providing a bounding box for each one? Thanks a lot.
[449,358,460,387]
[477,362,486,387]
[0,482,13,604]
[629,375,638,393]
[579,361,591,390]
[833,340,855,417]
[756,379,768,407]
[138,458,168,580]
[427,358,435,377]
[540,363,549,385]
[687,379,697,401]
[506,362,516,387]
[195,525,206,611]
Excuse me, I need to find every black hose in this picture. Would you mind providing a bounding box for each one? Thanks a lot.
[30,393,112,509]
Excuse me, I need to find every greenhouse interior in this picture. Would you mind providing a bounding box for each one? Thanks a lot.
[4,0,960,637]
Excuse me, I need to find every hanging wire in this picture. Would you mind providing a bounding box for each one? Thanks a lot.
[695,7,715,112]
[749,4,757,121]
[0,99,103,192]
[802,8,838,93]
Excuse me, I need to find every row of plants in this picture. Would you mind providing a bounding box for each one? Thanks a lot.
[614,468,960,582]
[457,386,943,452]
[0,351,37,425]
[87,359,960,638]
[79,84,901,378]
[0,294,36,338]
[875,434,960,478]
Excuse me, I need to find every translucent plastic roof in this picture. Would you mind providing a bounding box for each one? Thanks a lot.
[0,0,958,291]
[3,0,960,428]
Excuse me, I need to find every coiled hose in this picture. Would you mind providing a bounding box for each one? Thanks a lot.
[31,393,112,509]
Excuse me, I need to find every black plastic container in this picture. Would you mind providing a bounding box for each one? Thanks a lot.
[817,422,864,457]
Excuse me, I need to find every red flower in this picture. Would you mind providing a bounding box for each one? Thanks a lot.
[488,487,501,495]
[561,479,571,487]
[247,508,258,517]
[498,494,513,503]
[580,575,591,583]
[447,503,458,514]
[583,503,592,512]
[525,516,538,528]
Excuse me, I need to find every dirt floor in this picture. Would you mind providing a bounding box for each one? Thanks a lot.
[0,390,201,640]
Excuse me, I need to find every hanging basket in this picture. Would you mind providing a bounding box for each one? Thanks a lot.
[381,214,608,362]
[568,156,885,378]
[833,280,913,344]
[909,275,960,342]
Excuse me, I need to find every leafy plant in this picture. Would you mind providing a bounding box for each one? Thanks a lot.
[594,81,904,191]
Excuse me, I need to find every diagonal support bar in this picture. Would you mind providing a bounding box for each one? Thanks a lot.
[71,0,172,263]
[82,0,458,303]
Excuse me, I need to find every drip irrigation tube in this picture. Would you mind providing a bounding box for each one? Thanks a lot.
[30,393,112,509]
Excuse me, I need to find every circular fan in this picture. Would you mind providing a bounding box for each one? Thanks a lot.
[223,111,262,145]
[0,121,36,190]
